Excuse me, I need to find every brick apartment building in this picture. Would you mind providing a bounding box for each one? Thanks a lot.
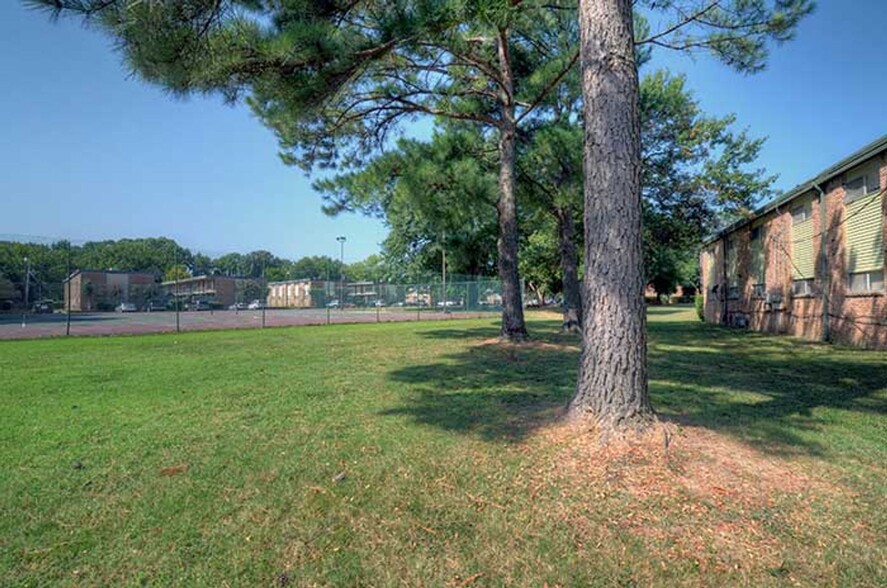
[266,280,377,308]
[700,135,886,348]
[266,279,326,308]
[160,275,251,307]
[64,269,158,311]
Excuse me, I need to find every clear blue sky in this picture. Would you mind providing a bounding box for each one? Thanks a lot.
[1,1,884,261]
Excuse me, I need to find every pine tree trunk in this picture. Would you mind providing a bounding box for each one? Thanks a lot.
[556,206,582,333]
[496,27,528,342]
[568,0,655,433]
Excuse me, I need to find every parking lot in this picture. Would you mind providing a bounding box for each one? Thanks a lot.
[0,307,500,340]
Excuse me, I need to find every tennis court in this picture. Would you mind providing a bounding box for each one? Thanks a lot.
[0,307,500,340]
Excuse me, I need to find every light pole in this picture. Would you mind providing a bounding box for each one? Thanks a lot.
[261,259,266,328]
[65,245,72,336]
[174,249,181,333]
[326,257,331,325]
[336,236,346,309]
[22,256,30,328]
[441,232,449,315]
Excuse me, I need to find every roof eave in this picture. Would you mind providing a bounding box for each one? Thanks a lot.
[703,134,887,247]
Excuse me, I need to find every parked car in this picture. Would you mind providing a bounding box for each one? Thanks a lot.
[373,300,386,307]
[247,300,264,310]
[188,300,211,311]
[115,302,137,313]
[228,302,248,311]
[144,301,167,312]
[326,299,340,308]
[32,300,54,314]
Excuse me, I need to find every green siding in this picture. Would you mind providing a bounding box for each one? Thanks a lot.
[749,228,765,283]
[845,193,884,273]
[706,249,717,288]
[726,238,739,287]
[792,216,815,279]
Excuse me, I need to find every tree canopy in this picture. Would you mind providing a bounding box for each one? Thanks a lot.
[29,0,814,433]
[0,237,380,303]
[318,66,775,312]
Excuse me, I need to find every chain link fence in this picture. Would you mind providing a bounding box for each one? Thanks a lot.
[0,239,505,340]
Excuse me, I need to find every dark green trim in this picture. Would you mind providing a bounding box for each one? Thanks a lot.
[704,134,887,246]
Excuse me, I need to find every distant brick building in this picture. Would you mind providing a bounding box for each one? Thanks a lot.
[160,275,251,307]
[64,270,158,312]
[266,279,326,308]
[645,284,689,303]
[404,286,432,307]
[266,280,378,308]
[700,135,886,348]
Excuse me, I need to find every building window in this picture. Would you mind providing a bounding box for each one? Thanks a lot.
[791,197,816,281]
[749,225,766,288]
[844,164,884,280]
[752,283,766,298]
[791,202,813,223]
[844,164,881,203]
[792,279,814,296]
[848,271,884,293]
[724,237,740,300]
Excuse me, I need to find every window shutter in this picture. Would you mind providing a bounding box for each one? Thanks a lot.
[792,208,815,279]
[707,249,717,289]
[726,238,739,287]
[845,192,884,273]
[749,226,766,283]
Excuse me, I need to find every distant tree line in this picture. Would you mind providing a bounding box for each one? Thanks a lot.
[0,238,398,302]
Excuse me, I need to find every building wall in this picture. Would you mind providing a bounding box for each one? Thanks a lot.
[65,271,157,311]
[701,153,886,348]
[160,276,242,307]
[215,278,236,307]
[405,289,432,306]
[266,280,318,308]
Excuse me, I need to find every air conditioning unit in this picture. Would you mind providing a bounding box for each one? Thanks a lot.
[730,313,749,328]
[765,292,785,311]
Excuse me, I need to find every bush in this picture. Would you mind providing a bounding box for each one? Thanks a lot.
[694,293,705,322]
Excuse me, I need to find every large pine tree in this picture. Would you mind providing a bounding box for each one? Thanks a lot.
[31,0,812,435]
[571,0,810,436]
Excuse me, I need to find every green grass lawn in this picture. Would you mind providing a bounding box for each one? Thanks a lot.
[1,307,885,586]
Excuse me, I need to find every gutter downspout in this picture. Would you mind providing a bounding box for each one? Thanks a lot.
[813,182,830,343]
[721,236,728,325]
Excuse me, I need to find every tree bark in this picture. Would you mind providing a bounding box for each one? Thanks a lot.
[556,206,582,333]
[496,27,529,342]
[568,0,655,433]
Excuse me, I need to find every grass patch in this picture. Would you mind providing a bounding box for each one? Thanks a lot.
[1,307,885,586]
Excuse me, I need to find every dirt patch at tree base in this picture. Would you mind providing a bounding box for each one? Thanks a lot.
[520,420,866,582]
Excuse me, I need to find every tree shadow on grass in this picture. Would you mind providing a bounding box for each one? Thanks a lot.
[383,322,580,442]
[384,318,887,457]
[644,307,692,315]
[647,321,887,456]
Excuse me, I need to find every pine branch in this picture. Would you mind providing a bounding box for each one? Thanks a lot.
[515,50,579,125]
[635,1,723,46]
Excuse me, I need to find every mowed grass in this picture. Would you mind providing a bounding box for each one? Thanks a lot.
[1,308,885,586]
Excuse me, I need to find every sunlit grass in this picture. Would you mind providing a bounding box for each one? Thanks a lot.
[1,308,884,586]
